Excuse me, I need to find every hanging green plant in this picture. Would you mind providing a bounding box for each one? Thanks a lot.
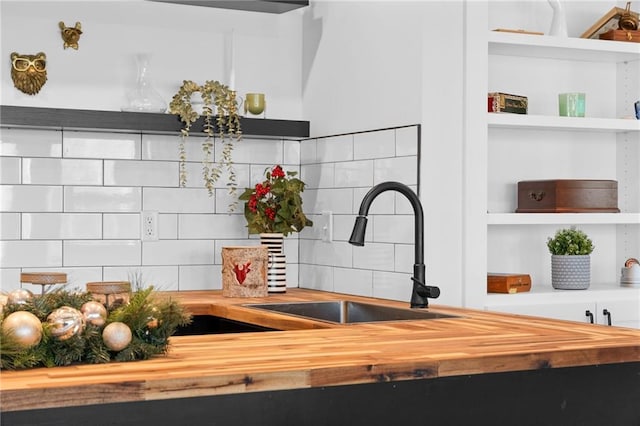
[169,80,242,205]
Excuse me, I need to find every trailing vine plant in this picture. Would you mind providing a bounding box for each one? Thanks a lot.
[169,80,242,207]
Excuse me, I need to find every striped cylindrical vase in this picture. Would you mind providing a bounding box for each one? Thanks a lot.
[267,253,287,293]
[260,233,286,293]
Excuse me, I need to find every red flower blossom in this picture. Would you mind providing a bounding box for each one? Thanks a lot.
[264,207,276,221]
[239,165,312,236]
[248,195,258,213]
[271,165,285,179]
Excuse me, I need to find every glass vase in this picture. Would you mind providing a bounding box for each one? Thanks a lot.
[122,54,167,113]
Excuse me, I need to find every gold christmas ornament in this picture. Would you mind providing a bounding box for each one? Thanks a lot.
[59,21,82,50]
[7,288,34,305]
[47,306,85,341]
[81,301,107,327]
[145,306,161,329]
[2,311,43,348]
[0,294,8,316]
[10,52,47,95]
[102,322,132,351]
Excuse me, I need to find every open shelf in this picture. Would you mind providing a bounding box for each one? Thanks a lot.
[488,113,640,132]
[487,213,640,225]
[488,31,640,63]
[0,105,310,139]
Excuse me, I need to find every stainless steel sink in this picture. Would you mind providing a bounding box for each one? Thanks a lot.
[245,300,459,324]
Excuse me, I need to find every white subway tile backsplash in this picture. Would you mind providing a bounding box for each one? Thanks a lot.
[64,240,141,267]
[179,265,221,291]
[1,123,417,296]
[103,214,140,239]
[225,138,283,164]
[184,162,250,189]
[334,160,373,188]
[394,244,414,274]
[65,186,141,212]
[19,267,102,291]
[396,126,418,156]
[352,187,394,215]
[396,187,417,214]
[0,213,20,239]
[299,264,333,292]
[332,214,357,242]
[334,267,373,297]
[0,240,62,267]
[63,131,140,159]
[142,240,215,265]
[299,240,351,268]
[22,213,102,239]
[373,271,413,302]
[23,158,103,185]
[317,134,353,162]
[215,187,245,215]
[143,187,214,213]
[103,266,179,291]
[142,133,205,161]
[301,163,334,189]
[104,160,178,187]
[0,128,62,157]
[374,157,418,185]
[179,214,247,239]
[0,157,20,184]
[303,188,353,215]
[282,238,299,263]
[59,267,103,290]
[352,242,395,272]
[283,140,301,165]
[300,138,317,164]
[353,129,395,160]
[372,215,414,244]
[0,268,22,292]
[1,185,63,212]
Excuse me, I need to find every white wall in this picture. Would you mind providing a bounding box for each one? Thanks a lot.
[0,0,304,119]
[302,1,467,306]
[301,1,425,136]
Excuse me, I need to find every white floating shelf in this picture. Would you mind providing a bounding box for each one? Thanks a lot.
[488,113,640,132]
[488,31,640,63]
[487,212,640,225]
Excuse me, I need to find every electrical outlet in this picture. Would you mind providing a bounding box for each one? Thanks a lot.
[141,211,159,241]
[321,211,333,243]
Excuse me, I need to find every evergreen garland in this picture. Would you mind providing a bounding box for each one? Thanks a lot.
[0,286,191,370]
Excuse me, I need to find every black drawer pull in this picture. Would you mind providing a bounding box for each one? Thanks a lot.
[585,310,594,323]
[602,309,612,326]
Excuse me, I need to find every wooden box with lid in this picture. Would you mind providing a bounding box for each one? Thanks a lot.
[516,179,619,213]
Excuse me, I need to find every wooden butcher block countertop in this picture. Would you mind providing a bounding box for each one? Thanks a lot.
[2,288,640,412]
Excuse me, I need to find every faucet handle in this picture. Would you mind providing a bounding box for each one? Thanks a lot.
[411,277,440,299]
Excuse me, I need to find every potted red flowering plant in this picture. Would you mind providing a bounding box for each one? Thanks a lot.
[239,165,313,237]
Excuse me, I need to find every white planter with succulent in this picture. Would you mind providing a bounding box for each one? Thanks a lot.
[547,227,595,290]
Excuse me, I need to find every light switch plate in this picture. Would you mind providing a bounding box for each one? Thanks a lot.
[321,211,333,243]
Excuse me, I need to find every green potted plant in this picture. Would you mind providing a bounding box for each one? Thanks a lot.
[239,165,313,240]
[547,227,595,290]
[168,80,242,202]
[238,165,312,293]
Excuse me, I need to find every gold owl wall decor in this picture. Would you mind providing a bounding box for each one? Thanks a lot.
[10,52,47,95]
[59,21,82,50]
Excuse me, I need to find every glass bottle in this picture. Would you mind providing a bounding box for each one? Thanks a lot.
[122,54,167,113]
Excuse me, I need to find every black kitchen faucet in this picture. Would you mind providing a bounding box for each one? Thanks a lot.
[349,181,440,308]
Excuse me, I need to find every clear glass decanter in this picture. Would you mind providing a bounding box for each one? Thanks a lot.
[122,54,167,113]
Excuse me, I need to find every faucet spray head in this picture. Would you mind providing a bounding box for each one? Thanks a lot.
[348,216,368,246]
